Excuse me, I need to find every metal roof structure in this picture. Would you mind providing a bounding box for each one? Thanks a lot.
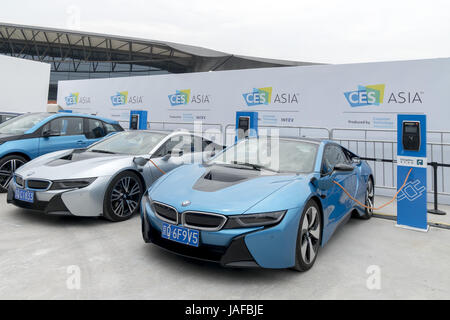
[0,22,317,74]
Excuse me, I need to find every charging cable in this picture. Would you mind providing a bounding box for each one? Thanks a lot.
[333,167,412,211]
[149,159,166,175]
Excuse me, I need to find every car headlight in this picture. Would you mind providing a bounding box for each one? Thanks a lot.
[223,210,287,229]
[49,178,97,190]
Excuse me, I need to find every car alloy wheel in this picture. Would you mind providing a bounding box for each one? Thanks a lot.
[300,205,321,265]
[110,176,141,218]
[365,178,374,217]
[0,157,25,191]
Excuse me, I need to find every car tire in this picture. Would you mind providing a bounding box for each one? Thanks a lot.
[103,171,144,222]
[359,177,374,220]
[0,155,27,193]
[292,199,322,272]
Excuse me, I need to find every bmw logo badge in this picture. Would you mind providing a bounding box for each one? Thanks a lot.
[182,200,191,207]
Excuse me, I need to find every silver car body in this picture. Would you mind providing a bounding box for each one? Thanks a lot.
[8,130,219,217]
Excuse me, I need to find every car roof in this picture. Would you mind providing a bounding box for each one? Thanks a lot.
[46,112,120,124]
[250,135,324,144]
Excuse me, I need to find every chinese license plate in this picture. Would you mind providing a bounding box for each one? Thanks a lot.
[161,222,199,247]
[15,188,34,203]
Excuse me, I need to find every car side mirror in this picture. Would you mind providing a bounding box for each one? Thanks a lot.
[169,148,183,157]
[311,176,334,191]
[133,157,148,166]
[43,130,60,138]
[352,157,361,165]
[333,163,354,173]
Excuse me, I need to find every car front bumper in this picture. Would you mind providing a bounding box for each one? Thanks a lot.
[141,198,303,269]
[7,176,111,217]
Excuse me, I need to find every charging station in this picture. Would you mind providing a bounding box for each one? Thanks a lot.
[130,110,148,130]
[396,114,428,231]
[235,111,258,142]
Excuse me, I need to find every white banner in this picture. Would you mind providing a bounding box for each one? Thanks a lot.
[57,57,450,132]
[0,54,50,113]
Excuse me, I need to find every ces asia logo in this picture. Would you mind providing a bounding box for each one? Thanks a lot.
[344,84,423,107]
[65,92,91,106]
[168,89,211,106]
[111,91,143,106]
[242,87,299,106]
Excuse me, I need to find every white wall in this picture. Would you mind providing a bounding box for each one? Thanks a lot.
[0,54,51,113]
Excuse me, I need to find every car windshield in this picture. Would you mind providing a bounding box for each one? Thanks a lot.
[87,131,167,155]
[0,113,50,135]
[210,138,318,173]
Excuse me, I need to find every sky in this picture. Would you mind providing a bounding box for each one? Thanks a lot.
[1,0,449,64]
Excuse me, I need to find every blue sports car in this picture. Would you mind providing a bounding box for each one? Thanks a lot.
[141,137,374,271]
[0,112,123,192]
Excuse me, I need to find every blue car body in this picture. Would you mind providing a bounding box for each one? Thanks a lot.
[0,112,122,160]
[141,138,373,269]
[0,112,123,190]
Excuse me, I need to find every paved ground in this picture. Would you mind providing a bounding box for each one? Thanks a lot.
[0,193,449,300]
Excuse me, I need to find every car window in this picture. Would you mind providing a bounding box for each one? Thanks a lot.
[0,113,50,135]
[42,117,84,136]
[87,131,167,155]
[86,119,106,139]
[322,145,349,174]
[103,122,118,134]
[153,134,195,157]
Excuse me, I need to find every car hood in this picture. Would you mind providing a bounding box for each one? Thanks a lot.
[149,164,300,215]
[16,149,135,180]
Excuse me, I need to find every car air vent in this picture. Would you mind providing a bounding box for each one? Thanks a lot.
[204,169,248,183]
[152,202,178,224]
[183,211,227,230]
[15,175,24,188]
[27,179,51,190]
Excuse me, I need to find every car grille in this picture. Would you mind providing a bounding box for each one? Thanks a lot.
[15,175,24,188]
[26,179,51,190]
[152,202,178,224]
[183,211,227,231]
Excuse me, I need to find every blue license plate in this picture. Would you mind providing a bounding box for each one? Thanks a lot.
[15,188,34,203]
[161,222,199,247]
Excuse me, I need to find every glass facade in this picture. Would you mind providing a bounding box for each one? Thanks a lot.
[45,58,169,101]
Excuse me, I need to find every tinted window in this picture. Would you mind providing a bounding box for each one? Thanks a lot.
[86,119,106,139]
[43,117,83,136]
[322,145,349,174]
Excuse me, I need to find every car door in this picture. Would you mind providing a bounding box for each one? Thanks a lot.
[83,118,108,146]
[320,144,357,224]
[38,117,86,156]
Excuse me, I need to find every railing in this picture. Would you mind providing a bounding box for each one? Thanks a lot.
[118,120,450,204]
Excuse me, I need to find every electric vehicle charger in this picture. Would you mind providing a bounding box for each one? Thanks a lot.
[333,167,413,211]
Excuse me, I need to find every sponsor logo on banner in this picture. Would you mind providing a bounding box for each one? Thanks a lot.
[168,89,211,106]
[111,91,143,106]
[242,87,300,106]
[65,93,91,106]
[344,84,424,107]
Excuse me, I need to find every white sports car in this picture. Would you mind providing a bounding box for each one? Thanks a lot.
[7,130,222,221]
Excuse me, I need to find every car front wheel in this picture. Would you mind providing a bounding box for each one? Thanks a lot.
[103,171,144,222]
[0,155,27,192]
[293,199,322,272]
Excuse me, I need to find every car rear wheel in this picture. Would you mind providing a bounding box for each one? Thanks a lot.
[293,199,322,272]
[0,155,27,193]
[103,171,144,222]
